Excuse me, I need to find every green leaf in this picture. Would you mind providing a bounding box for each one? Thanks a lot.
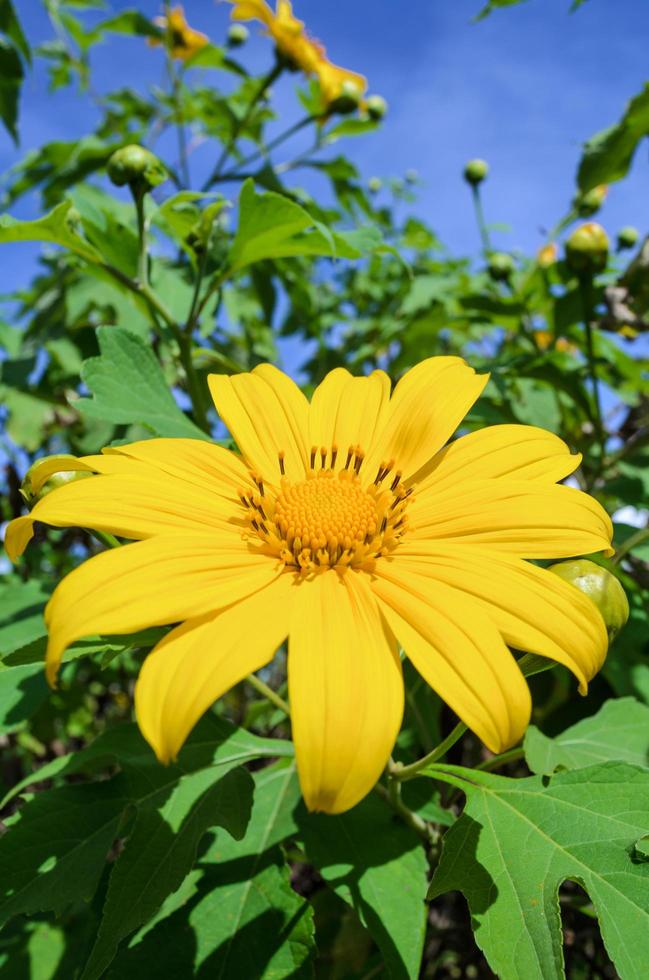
[524,697,649,774]
[428,762,649,980]
[106,764,314,979]
[227,179,380,272]
[577,83,649,192]
[80,766,254,980]
[299,792,429,979]
[76,326,209,439]
[0,200,102,264]
[0,662,48,733]
[0,36,23,143]
[0,0,30,64]
[0,577,49,657]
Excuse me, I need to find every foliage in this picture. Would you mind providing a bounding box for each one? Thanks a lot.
[0,1,647,978]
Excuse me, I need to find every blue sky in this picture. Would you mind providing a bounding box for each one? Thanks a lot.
[5,0,649,275]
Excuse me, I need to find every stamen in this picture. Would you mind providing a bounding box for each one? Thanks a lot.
[390,471,403,492]
[344,446,353,470]
[320,446,327,468]
[331,444,338,467]
[278,451,286,476]
[310,446,317,469]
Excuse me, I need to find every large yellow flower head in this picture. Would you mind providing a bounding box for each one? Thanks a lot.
[6,358,613,814]
[226,0,367,106]
[150,5,209,61]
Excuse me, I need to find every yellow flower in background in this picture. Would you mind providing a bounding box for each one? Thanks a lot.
[150,5,209,61]
[534,331,576,353]
[6,358,613,814]
[537,242,558,268]
[226,0,367,105]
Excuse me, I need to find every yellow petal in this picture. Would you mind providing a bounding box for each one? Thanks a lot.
[135,572,296,762]
[8,472,240,556]
[103,438,253,500]
[413,424,581,488]
[407,479,613,558]
[363,357,488,482]
[308,368,391,469]
[45,534,280,684]
[372,568,531,753]
[227,0,274,27]
[26,453,137,495]
[383,548,607,694]
[208,364,310,482]
[288,570,403,814]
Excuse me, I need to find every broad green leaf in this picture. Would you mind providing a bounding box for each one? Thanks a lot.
[70,184,139,276]
[80,766,254,980]
[0,0,30,64]
[524,697,649,774]
[0,200,102,263]
[299,792,429,980]
[0,36,23,143]
[0,662,48,733]
[577,84,649,192]
[0,577,49,657]
[76,326,209,439]
[227,179,380,272]
[97,10,160,39]
[428,762,649,980]
[107,764,314,979]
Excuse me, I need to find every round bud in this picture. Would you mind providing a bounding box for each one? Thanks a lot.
[574,184,608,217]
[329,80,364,116]
[463,158,489,186]
[537,242,558,268]
[227,23,249,46]
[548,559,629,642]
[565,222,609,275]
[487,251,515,282]
[617,225,639,250]
[107,144,167,192]
[21,455,92,505]
[368,176,382,193]
[405,168,419,184]
[365,94,388,121]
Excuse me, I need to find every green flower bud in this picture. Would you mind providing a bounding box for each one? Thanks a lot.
[548,559,629,642]
[463,158,489,186]
[328,80,364,116]
[186,200,228,253]
[107,144,167,192]
[21,455,92,505]
[405,168,419,184]
[487,252,515,282]
[574,184,608,218]
[617,225,639,250]
[368,176,382,193]
[365,94,388,121]
[565,222,609,275]
[227,23,249,46]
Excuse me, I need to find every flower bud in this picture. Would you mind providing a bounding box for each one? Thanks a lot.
[548,559,629,642]
[565,222,609,275]
[368,176,382,193]
[365,94,388,121]
[487,252,515,282]
[537,242,558,268]
[21,455,92,505]
[574,184,608,217]
[227,23,249,46]
[405,168,419,184]
[107,144,167,192]
[328,80,364,116]
[617,225,639,250]
[463,158,489,186]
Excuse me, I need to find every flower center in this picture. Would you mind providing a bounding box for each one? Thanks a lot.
[239,446,412,571]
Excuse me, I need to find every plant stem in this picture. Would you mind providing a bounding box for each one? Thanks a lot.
[374,781,434,844]
[246,673,290,716]
[471,184,491,254]
[91,530,121,550]
[579,276,605,464]
[203,61,284,190]
[612,526,649,566]
[217,114,315,181]
[134,190,149,288]
[389,721,467,782]
[163,0,190,188]
[475,746,525,772]
[178,332,211,432]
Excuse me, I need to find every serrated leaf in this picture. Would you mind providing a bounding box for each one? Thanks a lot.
[428,762,649,980]
[577,83,649,192]
[524,698,649,774]
[106,765,314,979]
[76,326,208,439]
[299,792,429,980]
[0,200,102,263]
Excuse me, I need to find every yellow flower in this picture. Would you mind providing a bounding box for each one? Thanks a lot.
[537,242,558,268]
[534,331,575,353]
[5,358,613,814]
[150,5,209,61]
[227,0,366,105]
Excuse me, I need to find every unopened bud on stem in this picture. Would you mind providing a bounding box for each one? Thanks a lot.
[548,559,629,642]
[463,158,489,186]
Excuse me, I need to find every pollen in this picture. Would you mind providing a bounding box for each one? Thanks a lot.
[238,445,412,571]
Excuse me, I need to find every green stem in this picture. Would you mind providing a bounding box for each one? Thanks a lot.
[163,0,191,188]
[612,526,649,566]
[374,780,434,844]
[203,61,284,190]
[390,721,467,782]
[471,184,491,254]
[217,114,315,181]
[134,190,149,288]
[184,246,210,334]
[246,673,290,715]
[475,746,525,772]
[91,530,120,549]
[178,332,211,432]
[579,276,605,464]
